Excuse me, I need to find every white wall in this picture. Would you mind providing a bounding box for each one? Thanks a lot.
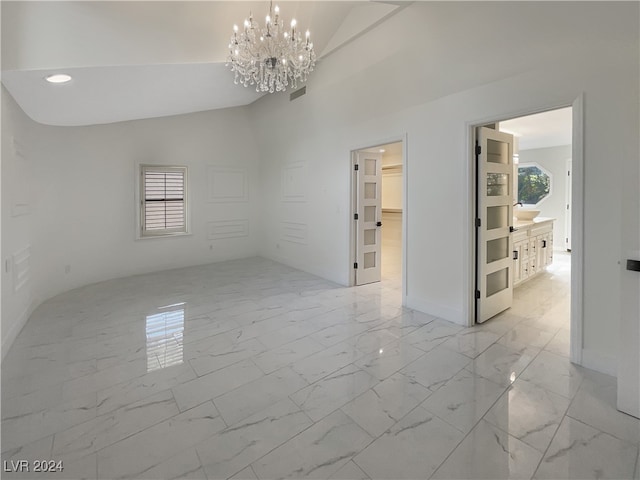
[2,88,40,356]
[1,88,261,357]
[519,145,571,249]
[251,2,639,374]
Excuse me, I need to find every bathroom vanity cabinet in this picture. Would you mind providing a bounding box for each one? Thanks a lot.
[513,218,554,286]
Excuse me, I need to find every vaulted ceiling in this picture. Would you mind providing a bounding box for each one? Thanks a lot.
[1,1,576,151]
[1,1,402,126]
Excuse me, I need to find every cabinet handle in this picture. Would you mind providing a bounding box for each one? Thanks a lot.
[542,240,547,248]
[513,250,518,260]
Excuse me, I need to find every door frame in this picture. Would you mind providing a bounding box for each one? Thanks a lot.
[349,134,408,303]
[465,95,584,366]
[565,159,572,251]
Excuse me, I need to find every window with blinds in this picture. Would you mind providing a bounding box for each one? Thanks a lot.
[140,165,188,237]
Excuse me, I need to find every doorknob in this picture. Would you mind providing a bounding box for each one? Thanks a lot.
[376,222,382,227]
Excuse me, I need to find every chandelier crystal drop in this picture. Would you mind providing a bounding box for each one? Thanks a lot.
[227,2,316,93]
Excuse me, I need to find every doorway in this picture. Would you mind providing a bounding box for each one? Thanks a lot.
[351,141,404,292]
[473,106,577,358]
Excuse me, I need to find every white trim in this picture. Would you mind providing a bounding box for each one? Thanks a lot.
[12,245,31,293]
[564,159,572,251]
[266,251,346,287]
[466,96,585,369]
[208,166,249,203]
[405,295,464,326]
[281,222,308,245]
[401,133,408,305]
[581,348,617,377]
[207,220,249,240]
[569,94,584,365]
[349,151,358,287]
[11,202,30,217]
[281,163,307,203]
[464,125,476,326]
[2,298,40,362]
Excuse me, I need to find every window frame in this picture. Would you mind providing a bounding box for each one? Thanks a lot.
[517,162,553,207]
[138,164,190,239]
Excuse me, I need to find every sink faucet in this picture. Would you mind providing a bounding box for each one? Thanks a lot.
[513,202,523,207]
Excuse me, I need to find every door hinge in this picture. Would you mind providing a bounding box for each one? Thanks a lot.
[475,218,481,227]
[354,262,358,269]
[354,213,359,220]
[475,143,481,156]
[354,164,359,171]
[475,290,481,299]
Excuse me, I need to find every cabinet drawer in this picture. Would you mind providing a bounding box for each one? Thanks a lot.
[531,224,553,237]
[513,230,528,243]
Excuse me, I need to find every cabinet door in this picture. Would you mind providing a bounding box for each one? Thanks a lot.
[529,238,537,276]
[521,241,530,281]
[536,235,545,269]
[521,238,530,260]
[546,232,554,266]
[542,233,550,268]
[513,242,522,285]
[538,232,552,268]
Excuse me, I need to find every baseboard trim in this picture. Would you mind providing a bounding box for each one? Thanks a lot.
[2,298,40,363]
[580,348,617,377]
[405,295,464,326]
[263,252,348,287]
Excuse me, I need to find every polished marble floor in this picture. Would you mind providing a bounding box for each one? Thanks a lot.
[2,251,639,479]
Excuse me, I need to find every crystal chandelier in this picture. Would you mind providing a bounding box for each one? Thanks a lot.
[227,2,316,93]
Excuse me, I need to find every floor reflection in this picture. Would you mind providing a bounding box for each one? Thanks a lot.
[2,255,637,480]
[146,302,185,372]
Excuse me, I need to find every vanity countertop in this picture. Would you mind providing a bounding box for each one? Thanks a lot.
[514,217,555,229]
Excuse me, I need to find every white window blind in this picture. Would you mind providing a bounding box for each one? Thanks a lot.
[140,166,188,237]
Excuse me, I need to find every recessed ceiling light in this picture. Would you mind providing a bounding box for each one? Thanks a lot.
[379,149,386,153]
[45,74,72,84]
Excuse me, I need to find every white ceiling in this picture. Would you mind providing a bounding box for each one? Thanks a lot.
[1,1,401,126]
[500,107,573,151]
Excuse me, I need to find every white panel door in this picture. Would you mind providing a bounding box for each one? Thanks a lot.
[477,127,514,323]
[355,151,382,285]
